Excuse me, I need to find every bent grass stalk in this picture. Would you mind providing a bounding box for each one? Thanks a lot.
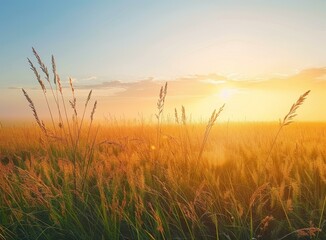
[265,90,310,164]
[22,88,46,134]
[198,104,225,162]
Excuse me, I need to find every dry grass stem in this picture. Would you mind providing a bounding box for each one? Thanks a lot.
[198,104,225,161]
[181,105,186,125]
[27,58,46,92]
[91,101,97,122]
[281,90,311,127]
[51,55,57,84]
[174,108,179,124]
[32,47,49,82]
[266,90,311,164]
[22,88,46,134]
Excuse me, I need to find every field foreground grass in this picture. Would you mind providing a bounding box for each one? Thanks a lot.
[0,122,325,240]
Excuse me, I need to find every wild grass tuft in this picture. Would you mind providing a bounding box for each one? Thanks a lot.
[22,48,98,201]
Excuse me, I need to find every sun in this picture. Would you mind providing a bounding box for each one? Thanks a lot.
[219,88,239,100]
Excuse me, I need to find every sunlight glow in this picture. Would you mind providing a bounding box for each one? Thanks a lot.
[219,88,239,100]
[201,79,226,85]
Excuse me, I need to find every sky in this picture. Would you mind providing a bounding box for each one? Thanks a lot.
[1,1,326,122]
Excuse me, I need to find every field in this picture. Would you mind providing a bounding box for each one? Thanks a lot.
[0,52,325,240]
[0,118,325,239]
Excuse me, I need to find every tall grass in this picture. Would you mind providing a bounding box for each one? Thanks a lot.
[22,49,98,200]
[0,51,324,240]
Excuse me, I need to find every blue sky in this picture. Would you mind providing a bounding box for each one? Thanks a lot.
[1,1,326,120]
[1,1,326,87]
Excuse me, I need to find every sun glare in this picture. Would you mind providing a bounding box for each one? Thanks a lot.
[219,88,239,100]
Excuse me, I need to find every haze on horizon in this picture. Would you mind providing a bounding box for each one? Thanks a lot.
[1,1,326,122]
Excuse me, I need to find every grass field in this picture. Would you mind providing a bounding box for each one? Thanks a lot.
[0,52,325,239]
[0,119,325,239]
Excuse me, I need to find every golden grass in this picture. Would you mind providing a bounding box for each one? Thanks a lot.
[0,49,324,239]
[0,121,325,239]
